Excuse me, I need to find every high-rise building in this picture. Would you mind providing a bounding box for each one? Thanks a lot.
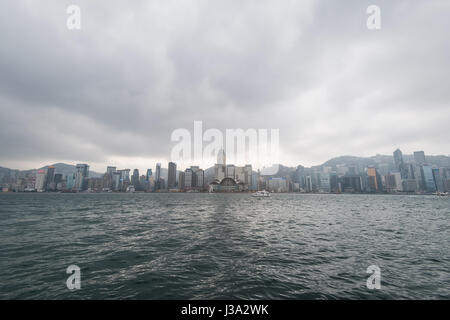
[45,166,55,190]
[393,149,408,179]
[184,168,193,189]
[112,172,121,191]
[420,165,436,192]
[178,171,185,190]
[367,167,379,192]
[107,166,117,176]
[155,163,161,189]
[168,162,177,189]
[146,169,152,181]
[74,164,89,191]
[35,169,46,192]
[226,165,235,179]
[432,168,445,192]
[196,169,204,190]
[413,151,426,165]
[132,169,140,189]
[66,173,75,190]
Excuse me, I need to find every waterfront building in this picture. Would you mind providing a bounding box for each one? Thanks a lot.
[329,173,339,193]
[196,169,204,190]
[402,179,418,192]
[45,166,55,191]
[146,169,152,181]
[393,149,408,179]
[393,172,403,192]
[106,166,116,176]
[305,176,313,192]
[385,174,397,193]
[131,169,140,190]
[268,177,288,193]
[168,162,177,189]
[432,168,445,192]
[367,167,379,192]
[66,173,75,190]
[178,171,185,190]
[74,164,89,191]
[112,172,121,191]
[35,169,46,192]
[184,168,193,189]
[420,165,437,192]
[155,163,161,190]
[341,175,363,193]
[318,173,331,193]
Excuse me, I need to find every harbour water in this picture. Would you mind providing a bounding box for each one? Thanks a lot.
[0,193,449,299]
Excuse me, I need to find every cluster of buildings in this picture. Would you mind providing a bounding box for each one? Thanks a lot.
[1,149,449,194]
[289,149,449,194]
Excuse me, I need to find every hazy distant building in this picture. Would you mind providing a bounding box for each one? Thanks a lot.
[341,175,363,193]
[132,169,140,190]
[66,173,75,190]
[421,165,436,192]
[367,167,379,192]
[393,149,408,179]
[74,164,89,191]
[385,174,397,193]
[184,168,193,189]
[432,168,445,192]
[35,169,46,192]
[107,166,117,176]
[155,163,161,190]
[178,171,185,190]
[168,162,177,189]
[268,177,288,193]
[196,169,204,190]
[146,169,152,181]
[414,151,426,165]
[402,179,418,192]
[45,166,55,191]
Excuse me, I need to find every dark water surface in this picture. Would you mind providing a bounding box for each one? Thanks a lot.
[0,193,449,299]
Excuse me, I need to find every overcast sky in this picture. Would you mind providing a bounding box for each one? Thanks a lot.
[0,0,449,172]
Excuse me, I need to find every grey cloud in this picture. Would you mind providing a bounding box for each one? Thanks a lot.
[0,0,449,172]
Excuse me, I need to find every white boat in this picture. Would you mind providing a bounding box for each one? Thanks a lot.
[252,190,271,198]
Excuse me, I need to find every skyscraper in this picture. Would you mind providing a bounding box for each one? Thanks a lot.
[178,171,185,190]
[168,162,177,189]
[107,166,117,176]
[132,169,140,189]
[421,165,436,192]
[155,163,161,189]
[146,169,152,181]
[196,169,204,190]
[35,169,46,192]
[432,168,445,192]
[367,167,379,192]
[413,151,426,165]
[393,149,408,179]
[184,168,193,189]
[45,166,55,191]
[74,164,89,191]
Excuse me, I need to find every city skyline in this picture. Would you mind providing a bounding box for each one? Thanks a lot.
[1,148,449,174]
[2,147,450,194]
[1,149,449,174]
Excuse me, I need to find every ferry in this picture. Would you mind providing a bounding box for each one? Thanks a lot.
[252,190,271,198]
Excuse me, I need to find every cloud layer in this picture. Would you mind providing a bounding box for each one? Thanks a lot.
[1,0,449,172]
